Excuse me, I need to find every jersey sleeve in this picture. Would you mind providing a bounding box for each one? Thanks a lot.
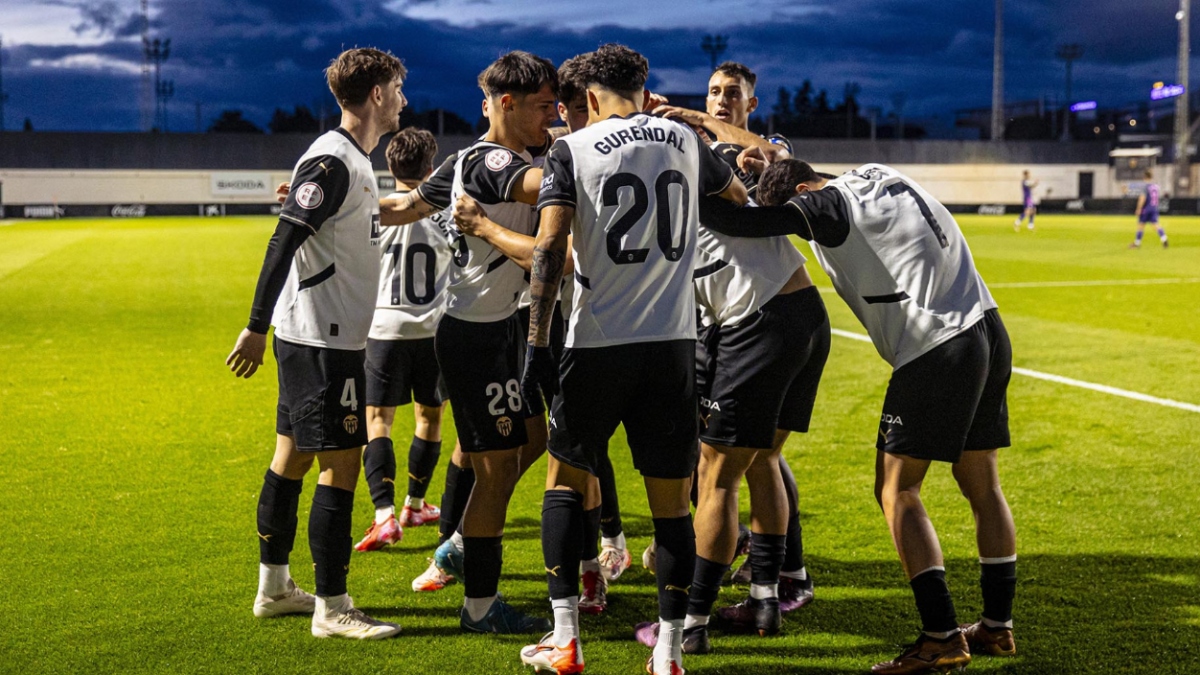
[461,146,532,203]
[537,141,577,210]
[415,152,457,210]
[278,155,350,233]
[786,189,851,246]
[698,187,850,248]
[698,141,736,196]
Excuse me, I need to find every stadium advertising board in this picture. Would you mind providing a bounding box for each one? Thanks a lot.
[210,173,274,197]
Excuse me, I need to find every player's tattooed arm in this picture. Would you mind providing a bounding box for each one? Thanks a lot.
[528,205,572,347]
[380,190,440,226]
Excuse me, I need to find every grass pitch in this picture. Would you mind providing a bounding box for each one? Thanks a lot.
[1,214,1197,674]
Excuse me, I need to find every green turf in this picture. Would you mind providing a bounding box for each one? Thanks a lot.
[1,214,1197,674]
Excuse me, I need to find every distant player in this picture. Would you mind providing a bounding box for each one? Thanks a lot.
[1014,170,1037,231]
[353,128,452,554]
[518,44,747,675]
[225,48,407,639]
[431,51,559,635]
[635,61,827,654]
[702,154,1017,675]
[1129,170,1168,249]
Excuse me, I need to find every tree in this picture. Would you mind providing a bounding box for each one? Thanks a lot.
[22,118,33,132]
[208,110,264,133]
[268,106,319,134]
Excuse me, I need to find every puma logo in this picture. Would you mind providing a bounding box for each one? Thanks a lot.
[257,532,272,542]
[665,584,690,594]
[408,473,429,484]
[382,477,395,484]
[545,566,562,577]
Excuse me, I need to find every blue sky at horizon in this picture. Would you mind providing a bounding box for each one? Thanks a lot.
[0,0,1192,134]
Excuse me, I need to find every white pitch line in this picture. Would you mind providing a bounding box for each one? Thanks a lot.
[829,328,1200,414]
[989,278,1200,289]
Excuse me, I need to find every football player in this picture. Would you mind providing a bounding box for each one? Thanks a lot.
[702,153,1018,675]
[518,44,747,675]
[353,128,453,554]
[636,61,827,653]
[225,48,407,640]
[1129,170,1168,249]
[1014,170,1037,231]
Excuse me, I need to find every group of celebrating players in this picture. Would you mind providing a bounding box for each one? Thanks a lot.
[225,43,1019,675]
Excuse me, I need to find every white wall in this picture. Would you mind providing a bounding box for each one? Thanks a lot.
[0,165,1145,205]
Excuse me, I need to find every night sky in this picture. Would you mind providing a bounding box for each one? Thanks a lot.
[0,0,1193,134]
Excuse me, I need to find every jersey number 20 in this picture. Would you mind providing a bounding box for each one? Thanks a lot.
[603,170,689,265]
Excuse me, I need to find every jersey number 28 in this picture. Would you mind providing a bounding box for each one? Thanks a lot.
[602,171,690,265]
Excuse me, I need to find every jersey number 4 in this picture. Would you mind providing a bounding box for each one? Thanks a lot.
[603,171,690,264]
[387,243,438,305]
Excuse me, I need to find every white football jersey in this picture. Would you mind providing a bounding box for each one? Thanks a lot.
[814,164,997,368]
[445,141,537,323]
[695,139,804,327]
[273,129,381,350]
[538,113,735,348]
[368,190,454,341]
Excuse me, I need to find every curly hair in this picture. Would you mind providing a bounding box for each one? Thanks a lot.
[385,128,438,181]
[557,53,592,104]
[576,44,648,96]
[325,48,406,108]
[757,159,820,207]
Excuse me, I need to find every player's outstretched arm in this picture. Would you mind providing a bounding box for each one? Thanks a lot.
[381,190,442,226]
[528,205,571,347]
[699,191,850,247]
[737,145,790,176]
[453,194,536,271]
[718,174,750,206]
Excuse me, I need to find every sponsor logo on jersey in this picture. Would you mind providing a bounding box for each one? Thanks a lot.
[881,413,904,426]
[343,414,359,434]
[540,174,555,191]
[699,397,722,412]
[296,182,324,209]
[485,149,513,171]
[496,415,513,436]
[111,204,147,218]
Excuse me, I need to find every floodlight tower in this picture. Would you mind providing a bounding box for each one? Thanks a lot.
[701,35,728,72]
[1056,43,1083,141]
[140,0,152,131]
[145,38,170,130]
[0,35,8,132]
[991,0,1005,140]
[1174,0,1191,196]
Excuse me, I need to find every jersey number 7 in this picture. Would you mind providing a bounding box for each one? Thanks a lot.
[603,171,690,264]
[886,182,949,249]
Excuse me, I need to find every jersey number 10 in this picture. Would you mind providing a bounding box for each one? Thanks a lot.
[603,170,690,265]
[387,243,438,305]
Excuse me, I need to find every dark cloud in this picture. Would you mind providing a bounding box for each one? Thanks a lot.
[3,0,1196,132]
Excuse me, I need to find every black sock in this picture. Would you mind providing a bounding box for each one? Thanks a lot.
[257,469,303,565]
[749,533,786,586]
[582,506,601,561]
[980,560,1017,624]
[407,437,442,500]
[309,484,355,597]
[654,515,697,621]
[438,463,474,545]
[781,511,805,573]
[910,568,959,634]
[462,535,504,599]
[596,454,624,539]
[542,490,584,599]
[686,556,729,617]
[363,437,396,510]
[779,457,805,574]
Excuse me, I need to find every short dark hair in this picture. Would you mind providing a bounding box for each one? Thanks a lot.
[325,48,406,108]
[577,43,648,97]
[712,61,757,92]
[478,51,558,98]
[557,53,591,104]
[1144,169,1154,180]
[385,128,438,181]
[758,159,820,207]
